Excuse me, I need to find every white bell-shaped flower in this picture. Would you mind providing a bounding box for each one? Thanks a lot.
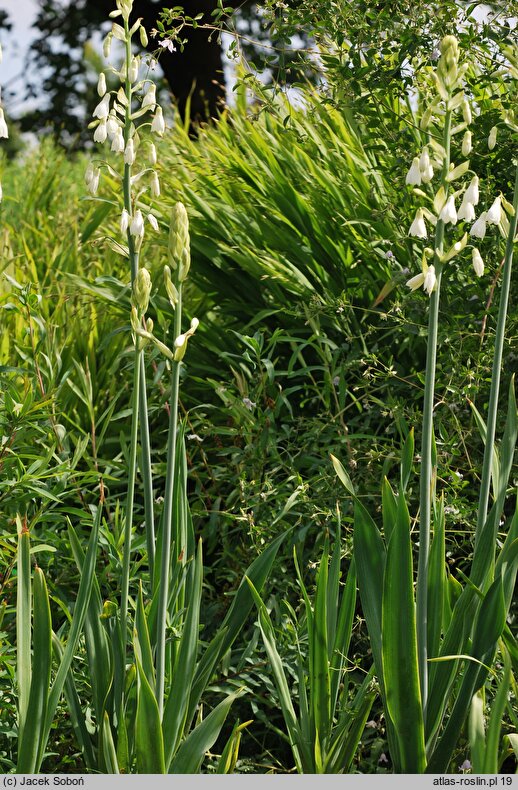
[464,176,479,206]
[0,109,9,139]
[409,209,427,239]
[470,211,487,239]
[120,209,130,233]
[472,248,484,277]
[147,213,159,231]
[93,120,108,143]
[111,128,125,153]
[124,138,136,165]
[151,106,165,136]
[423,265,437,295]
[486,195,502,225]
[461,131,472,157]
[405,157,421,186]
[151,172,160,197]
[142,84,156,110]
[439,195,458,225]
[93,93,111,120]
[458,199,475,222]
[130,209,145,237]
[406,272,426,291]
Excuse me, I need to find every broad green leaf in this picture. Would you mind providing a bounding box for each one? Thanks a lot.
[381,477,398,544]
[483,647,512,774]
[330,453,356,496]
[17,569,52,774]
[16,522,31,741]
[101,712,120,774]
[400,427,414,492]
[428,496,446,661]
[135,658,165,774]
[313,540,331,746]
[469,692,486,774]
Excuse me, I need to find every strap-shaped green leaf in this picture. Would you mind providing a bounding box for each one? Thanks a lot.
[16,523,31,743]
[381,492,426,772]
[135,657,165,774]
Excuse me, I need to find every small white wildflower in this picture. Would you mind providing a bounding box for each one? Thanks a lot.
[93,120,108,143]
[160,38,177,53]
[147,213,159,231]
[488,126,497,150]
[93,93,111,120]
[470,211,487,239]
[405,157,421,186]
[0,108,9,139]
[472,248,484,277]
[486,195,502,225]
[130,209,145,237]
[461,100,472,125]
[440,195,458,225]
[409,209,427,239]
[461,130,472,156]
[151,106,165,136]
[187,433,203,442]
[242,397,256,411]
[142,84,156,110]
[111,127,125,153]
[464,176,479,206]
[421,165,434,184]
[120,208,130,233]
[150,172,160,197]
[423,265,436,295]
[97,72,107,97]
[458,200,475,222]
[124,138,136,165]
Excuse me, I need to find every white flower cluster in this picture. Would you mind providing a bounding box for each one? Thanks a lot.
[403,35,515,295]
[0,43,8,202]
[85,0,165,246]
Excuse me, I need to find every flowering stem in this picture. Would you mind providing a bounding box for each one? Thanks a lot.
[155,281,183,715]
[416,109,452,715]
[475,161,518,546]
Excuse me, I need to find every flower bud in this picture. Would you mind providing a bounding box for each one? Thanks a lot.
[112,23,126,42]
[103,33,113,59]
[140,26,149,47]
[111,127,125,153]
[142,84,156,110]
[148,142,157,165]
[128,56,139,84]
[173,317,199,362]
[124,138,136,165]
[93,120,108,143]
[133,267,152,313]
[179,246,191,282]
[120,208,130,233]
[423,264,437,295]
[488,126,497,150]
[406,157,422,186]
[97,72,107,97]
[147,213,159,231]
[461,100,472,125]
[163,265,179,308]
[168,202,190,267]
[106,112,119,138]
[86,168,100,195]
[461,130,472,157]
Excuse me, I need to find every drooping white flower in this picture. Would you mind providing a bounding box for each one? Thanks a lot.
[472,248,484,277]
[150,172,160,197]
[405,157,421,186]
[419,147,431,174]
[458,199,475,222]
[423,265,437,295]
[488,126,497,150]
[93,93,111,120]
[151,106,165,136]
[406,272,426,291]
[93,120,108,143]
[97,72,107,97]
[461,100,472,125]
[440,195,457,225]
[486,195,502,225]
[0,108,8,139]
[462,130,472,157]
[85,163,94,187]
[160,38,176,53]
[409,208,427,238]
[86,168,100,195]
[0,181,3,202]
[106,112,119,139]
[148,142,157,165]
[111,128,125,153]
[128,56,140,84]
[142,84,156,110]
[120,208,130,233]
[147,213,159,231]
[130,209,145,237]
[464,176,479,206]
[470,211,487,239]
[421,165,434,184]
[124,138,136,165]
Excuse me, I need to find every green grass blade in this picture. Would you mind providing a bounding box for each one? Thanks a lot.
[135,657,165,774]
[16,520,31,741]
[353,500,385,677]
[17,568,52,774]
[324,676,376,774]
[381,477,398,544]
[381,491,426,772]
[134,583,155,691]
[169,691,242,774]
[330,558,356,713]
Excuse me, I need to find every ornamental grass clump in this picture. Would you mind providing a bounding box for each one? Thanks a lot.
[333,34,518,773]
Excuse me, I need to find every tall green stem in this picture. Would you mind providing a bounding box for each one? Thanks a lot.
[475,161,518,545]
[155,284,183,715]
[416,110,451,715]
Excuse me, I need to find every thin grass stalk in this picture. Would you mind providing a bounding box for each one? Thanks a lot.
[475,161,518,546]
[156,282,183,715]
[416,108,451,714]
[139,361,155,578]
